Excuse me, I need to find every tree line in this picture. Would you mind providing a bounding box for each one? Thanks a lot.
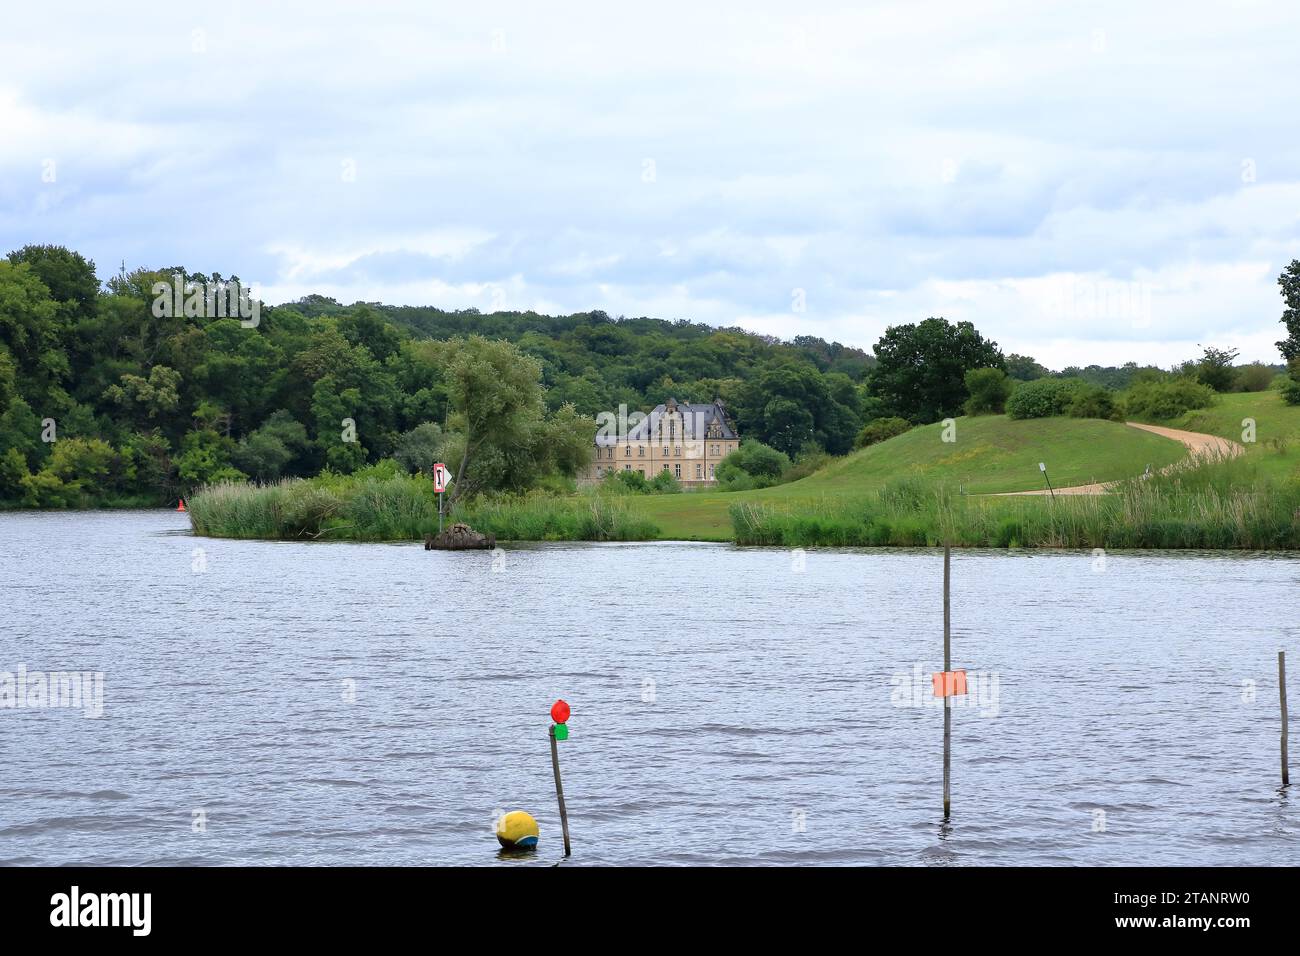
[4,244,1296,507]
[0,245,874,506]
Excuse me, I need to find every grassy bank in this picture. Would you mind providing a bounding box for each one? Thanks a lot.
[188,406,1300,548]
[188,474,660,541]
[630,414,1186,540]
[730,458,1300,549]
[1171,390,1300,483]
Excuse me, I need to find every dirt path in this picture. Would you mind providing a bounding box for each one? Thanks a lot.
[1123,421,1243,460]
[991,422,1243,497]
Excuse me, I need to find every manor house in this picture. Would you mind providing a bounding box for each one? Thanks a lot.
[588,398,739,486]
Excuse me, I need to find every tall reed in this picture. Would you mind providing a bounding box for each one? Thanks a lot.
[730,460,1300,549]
[189,476,660,541]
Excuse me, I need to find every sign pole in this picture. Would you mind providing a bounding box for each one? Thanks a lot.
[943,544,951,820]
[432,461,449,535]
[549,699,572,857]
[549,727,572,857]
[1039,461,1055,500]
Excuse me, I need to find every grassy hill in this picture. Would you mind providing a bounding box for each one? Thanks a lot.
[631,415,1187,540]
[1172,390,1300,482]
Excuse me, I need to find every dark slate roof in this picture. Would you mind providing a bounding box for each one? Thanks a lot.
[616,399,737,443]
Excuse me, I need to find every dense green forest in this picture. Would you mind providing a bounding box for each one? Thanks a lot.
[0,245,876,507]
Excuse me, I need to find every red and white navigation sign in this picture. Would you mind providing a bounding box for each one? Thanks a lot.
[432,462,451,493]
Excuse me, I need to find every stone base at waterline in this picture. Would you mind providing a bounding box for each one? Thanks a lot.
[424,523,496,550]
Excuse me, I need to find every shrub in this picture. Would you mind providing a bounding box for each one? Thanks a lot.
[782,446,832,483]
[1006,378,1081,419]
[649,469,681,494]
[612,469,651,493]
[717,441,790,480]
[47,437,115,482]
[715,440,792,491]
[1236,363,1276,393]
[1066,384,1122,421]
[963,367,1012,415]
[1124,378,1217,420]
[392,422,445,475]
[19,469,76,508]
[854,417,912,448]
[1281,376,1300,407]
[1182,346,1239,392]
[0,447,29,499]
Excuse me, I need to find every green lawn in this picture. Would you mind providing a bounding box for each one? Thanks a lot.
[1172,389,1300,483]
[632,415,1188,540]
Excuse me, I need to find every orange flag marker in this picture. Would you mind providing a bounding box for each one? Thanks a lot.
[931,669,967,698]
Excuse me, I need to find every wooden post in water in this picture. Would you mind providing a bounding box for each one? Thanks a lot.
[1281,651,1290,788]
[549,726,572,857]
[943,544,952,819]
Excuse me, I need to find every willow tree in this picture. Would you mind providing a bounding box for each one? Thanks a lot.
[437,335,590,500]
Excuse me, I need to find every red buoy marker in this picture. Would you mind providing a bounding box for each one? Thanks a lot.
[176,498,186,512]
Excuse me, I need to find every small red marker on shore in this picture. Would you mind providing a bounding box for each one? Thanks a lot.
[176,498,186,512]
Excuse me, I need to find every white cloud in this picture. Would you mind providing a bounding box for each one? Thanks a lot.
[1,0,1299,366]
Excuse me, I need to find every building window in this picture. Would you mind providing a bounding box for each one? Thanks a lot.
[695,463,702,478]
[624,445,630,457]
[663,463,670,472]
[674,446,680,456]
[624,464,631,471]
[663,446,669,457]
[675,464,681,478]
[709,464,715,478]
[638,446,645,457]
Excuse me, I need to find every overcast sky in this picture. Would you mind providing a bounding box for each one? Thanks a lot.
[2,1,1297,369]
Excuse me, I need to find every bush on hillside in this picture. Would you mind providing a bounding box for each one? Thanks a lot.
[1123,378,1216,420]
[1179,346,1239,392]
[1281,376,1300,407]
[1236,363,1276,393]
[963,367,1013,415]
[717,440,790,480]
[1066,384,1122,421]
[781,446,833,484]
[854,417,912,448]
[1006,378,1081,419]
[715,440,792,491]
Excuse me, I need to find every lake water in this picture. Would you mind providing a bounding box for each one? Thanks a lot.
[2,510,1299,866]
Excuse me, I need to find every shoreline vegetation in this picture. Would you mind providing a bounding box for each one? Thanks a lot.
[187,453,1300,550]
[731,457,1300,550]
[186,469,662,542]
[9,243,1298,547]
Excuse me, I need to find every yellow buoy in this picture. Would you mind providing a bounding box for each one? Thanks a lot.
[496,810,539,850]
